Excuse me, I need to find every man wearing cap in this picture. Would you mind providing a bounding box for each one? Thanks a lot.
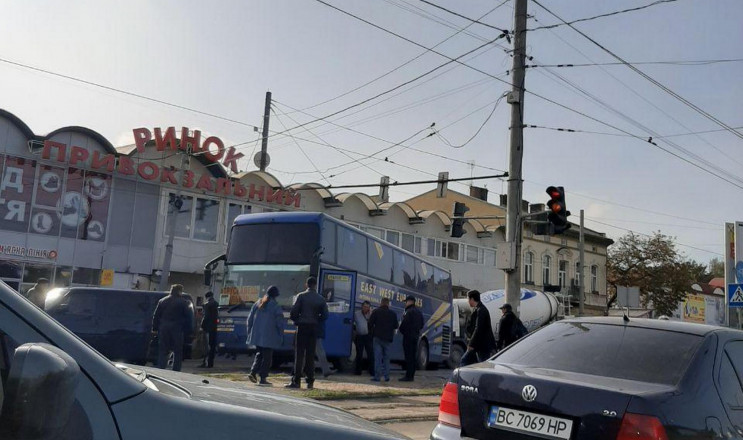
[497,303,519,351]
[26,278,50,309]
[398,295,424,382]
[199,291,219,368]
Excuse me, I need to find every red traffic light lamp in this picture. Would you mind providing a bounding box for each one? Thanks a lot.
[546,186,571,234]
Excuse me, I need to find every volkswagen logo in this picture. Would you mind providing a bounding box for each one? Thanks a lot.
[522,385,538,402]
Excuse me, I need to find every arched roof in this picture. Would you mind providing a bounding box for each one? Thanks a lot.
[234,170,282,188]
[287,182,334,200]
[418,210,452,227]
[0,109,35,140]
[46,126,117,154]
[336,192,381,212]
[379,201,424,224]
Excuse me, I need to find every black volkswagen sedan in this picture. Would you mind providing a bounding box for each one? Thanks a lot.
[432,317,743,440]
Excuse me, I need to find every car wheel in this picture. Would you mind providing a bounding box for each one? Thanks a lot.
[417,339,429,370]
[448,344,465,369]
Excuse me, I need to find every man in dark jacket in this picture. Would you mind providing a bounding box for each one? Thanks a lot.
[460,290,496,366]
[497,303,519,351]
[287,277,328,389]
[368,297,398,382]
[199,291,219,368]
[398,295,424,382]
[152,284,192,371]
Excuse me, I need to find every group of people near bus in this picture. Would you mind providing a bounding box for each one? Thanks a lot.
[242,276,425,388]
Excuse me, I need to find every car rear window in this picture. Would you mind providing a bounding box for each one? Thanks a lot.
[495,322,703,385]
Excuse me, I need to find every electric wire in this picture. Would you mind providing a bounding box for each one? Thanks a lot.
[525,59,743,68]
[526,0,681,31]
[433,93,507,148]
[418,0,510,34]
[532,0,743,142]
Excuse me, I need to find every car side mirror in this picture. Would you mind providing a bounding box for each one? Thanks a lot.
[0,343,80,439]
[204,269,212,286]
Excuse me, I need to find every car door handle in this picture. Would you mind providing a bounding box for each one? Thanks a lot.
[343,318,352,325]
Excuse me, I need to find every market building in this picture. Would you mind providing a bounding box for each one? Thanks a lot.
[0,109,611,305]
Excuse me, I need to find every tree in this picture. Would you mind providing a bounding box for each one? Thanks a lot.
[707,258,725,280]
[607,231,705,316]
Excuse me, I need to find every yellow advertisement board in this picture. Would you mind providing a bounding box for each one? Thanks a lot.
[100,269,114,286]
[683,294,706,323]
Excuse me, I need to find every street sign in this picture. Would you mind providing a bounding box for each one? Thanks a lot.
[729,284,743,307]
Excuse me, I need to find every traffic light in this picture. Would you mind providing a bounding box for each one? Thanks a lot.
[451,202,469,238]
[546,186,571,234]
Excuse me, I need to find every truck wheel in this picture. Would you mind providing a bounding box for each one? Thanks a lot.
[416,339,429,371]
[448,344,465,369]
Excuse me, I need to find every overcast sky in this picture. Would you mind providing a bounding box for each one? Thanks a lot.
[0,0,740,264]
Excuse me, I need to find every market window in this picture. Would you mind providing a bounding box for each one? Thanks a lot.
[542,255,552,286]
[385,230,400,247]
[426,238,436,257]
[445,242,460,261]
[225,203,251,242]
[193,198,220,241]
[466,245,478,263]
[401,233,415,252]
[414,237,422,254]
[166,194,193,238]
[484,249,496,266]
[524,252,534,283]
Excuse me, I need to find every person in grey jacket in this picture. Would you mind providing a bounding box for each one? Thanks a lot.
[286,277,328,389]
[247,286,283,386]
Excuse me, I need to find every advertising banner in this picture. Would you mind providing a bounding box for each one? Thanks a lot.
[682,294,706,323]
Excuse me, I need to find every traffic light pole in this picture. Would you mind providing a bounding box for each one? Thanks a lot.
[579,209,585,315]
[504,0,529,317]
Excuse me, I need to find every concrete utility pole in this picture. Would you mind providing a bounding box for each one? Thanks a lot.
[504,0,529,316]
[159,148,189,291]
[578,209,585,315]
[259,91,272,171]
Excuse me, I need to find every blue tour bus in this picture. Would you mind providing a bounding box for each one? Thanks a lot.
[206,211,453,369]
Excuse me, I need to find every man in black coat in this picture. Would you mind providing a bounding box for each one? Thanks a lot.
[287,276,328,389]
[153,284,192,371]
[369,297,398,382]
[460,290,496,366]
[199,291,219,368]
[398,295,424,382]
[497,303,519,351]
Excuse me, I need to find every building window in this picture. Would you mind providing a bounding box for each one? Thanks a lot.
[542,255,552,286]
[166,193,220,242]
[466,245,479,263]
[426,238,436,257]
[401,233,414,252]
[385,230,400,246]
[558,260,567,287]
[561,238,568,246]
[591,265,598,292]
[486,249,496,266]
[414,236,422,254]
[445,242,461,261]
[362,226,384,239]
[524,252,534,283]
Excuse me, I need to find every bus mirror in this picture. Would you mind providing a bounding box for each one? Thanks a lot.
[203,269,212,286]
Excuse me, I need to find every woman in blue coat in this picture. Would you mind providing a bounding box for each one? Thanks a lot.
[247,286,283,385]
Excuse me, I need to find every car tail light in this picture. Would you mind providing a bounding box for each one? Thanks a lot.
[617,413,668,440]
[438,382,460,428]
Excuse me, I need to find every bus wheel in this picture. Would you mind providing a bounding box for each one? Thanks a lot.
[332,343,356,372]
[416,339,429,371]
[447,344,465,369]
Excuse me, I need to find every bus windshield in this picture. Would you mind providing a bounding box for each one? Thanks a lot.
[221,264,310,308]
[227,223,320,264]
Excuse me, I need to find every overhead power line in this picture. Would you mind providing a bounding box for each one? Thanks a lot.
[418,0,510,34]
[526,0,681,31]
[292,172,508,191]
[526,124,743,139]
[0,56,261,132]
[525,58,743,68]
[532,0,743,143]
[433,93,507,148]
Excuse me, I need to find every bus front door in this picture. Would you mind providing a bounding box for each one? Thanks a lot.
[319,270,356,358]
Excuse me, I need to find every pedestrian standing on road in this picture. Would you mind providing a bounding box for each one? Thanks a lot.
[460,290,496,367]
[26,278,50,309]
[398,295,424,382]
[247,286,284,386]
[369,297,398,382]
[286,277,328,389]
[152,284,192,371]
[198,291,219,368]
[496,303,520,351]
[315,288,336,378]
[354,301,374,376]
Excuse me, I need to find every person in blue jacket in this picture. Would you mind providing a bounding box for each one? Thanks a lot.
[247,286,284,386]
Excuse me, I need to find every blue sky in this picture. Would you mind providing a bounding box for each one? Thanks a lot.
[0,0,740,264]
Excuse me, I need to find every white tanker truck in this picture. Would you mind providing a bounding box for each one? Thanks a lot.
[449,288,560,367]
